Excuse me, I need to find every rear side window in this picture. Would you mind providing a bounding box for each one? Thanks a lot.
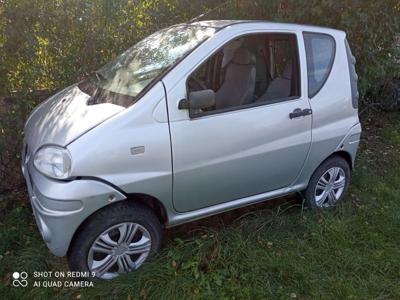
[303,33,336,98]
[345,39,359,108]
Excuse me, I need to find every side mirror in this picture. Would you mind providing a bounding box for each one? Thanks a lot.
[178,89,215,110]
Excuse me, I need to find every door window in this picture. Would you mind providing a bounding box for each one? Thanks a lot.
[303,32,336,98]
[187,33,301,117]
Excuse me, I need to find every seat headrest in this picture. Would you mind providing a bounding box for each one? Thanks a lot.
[232,48,255,65]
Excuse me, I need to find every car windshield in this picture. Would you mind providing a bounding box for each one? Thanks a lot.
[78,25,216,107]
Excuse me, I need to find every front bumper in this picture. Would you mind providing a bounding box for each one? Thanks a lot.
[21,155,126,256]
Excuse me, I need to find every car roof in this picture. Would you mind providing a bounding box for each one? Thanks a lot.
[189,20,345,35]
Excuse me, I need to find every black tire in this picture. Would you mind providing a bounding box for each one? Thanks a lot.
[68,201,163,279]
[303,155,351,210]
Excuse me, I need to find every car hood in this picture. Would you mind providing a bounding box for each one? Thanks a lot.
[24,85,125,153]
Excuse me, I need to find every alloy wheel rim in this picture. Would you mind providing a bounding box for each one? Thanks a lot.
[88,222,151,280]
[314,167,346,208]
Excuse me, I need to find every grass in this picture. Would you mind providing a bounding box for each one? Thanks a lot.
[1,111,400,300]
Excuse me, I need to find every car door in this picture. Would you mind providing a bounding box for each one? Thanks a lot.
[165,30,312,213]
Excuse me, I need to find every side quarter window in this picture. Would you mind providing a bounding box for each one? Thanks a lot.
[345,39,359,108]
[303,32,336,98]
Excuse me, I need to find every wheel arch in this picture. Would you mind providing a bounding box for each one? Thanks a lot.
[331,150,353,170]
[68,193,168,256]
[301,149,353,191]
[312,150,353,178]
[124,193,168,225]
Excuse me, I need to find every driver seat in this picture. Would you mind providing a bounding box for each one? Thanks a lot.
[215,48,256,109]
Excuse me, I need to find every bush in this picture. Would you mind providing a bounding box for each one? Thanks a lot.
[0,0,399,194]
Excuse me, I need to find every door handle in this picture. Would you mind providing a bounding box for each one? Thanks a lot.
[289,108,312,119]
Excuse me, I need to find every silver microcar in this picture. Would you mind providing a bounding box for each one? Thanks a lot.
[22,20,361,279]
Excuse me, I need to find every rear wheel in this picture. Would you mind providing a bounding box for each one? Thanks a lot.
[68,202,163,280]
[303,156,351,210]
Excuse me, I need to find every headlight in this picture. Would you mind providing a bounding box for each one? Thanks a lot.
[33,145,72,179]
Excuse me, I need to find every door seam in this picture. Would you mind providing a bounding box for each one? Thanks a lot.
[161,80,176,211]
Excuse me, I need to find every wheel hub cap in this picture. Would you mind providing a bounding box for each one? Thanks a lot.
[314,167,346,208]
[87,222,152,280]
[113,244,128,256]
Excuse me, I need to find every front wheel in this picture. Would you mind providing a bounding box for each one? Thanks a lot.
[68,202,163,280]
[303,155,351,210]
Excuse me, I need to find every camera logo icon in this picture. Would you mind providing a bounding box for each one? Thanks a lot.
[12,272,28,287]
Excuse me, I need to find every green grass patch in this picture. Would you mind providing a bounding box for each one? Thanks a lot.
[1,112,400,299]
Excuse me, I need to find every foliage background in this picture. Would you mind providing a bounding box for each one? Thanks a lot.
[0,0,399,197]
[0,1,400,299]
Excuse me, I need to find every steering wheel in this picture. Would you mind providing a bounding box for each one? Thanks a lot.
[188,75,208,91]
